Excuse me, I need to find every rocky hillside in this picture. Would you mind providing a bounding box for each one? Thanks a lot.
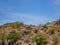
[0,20,60,45]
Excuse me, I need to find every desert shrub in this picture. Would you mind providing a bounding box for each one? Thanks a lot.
[11,22,24,29]
[0,33,7,41]
[31,36,37,42]
[8,32,21,40]
[31,34,47,45]
[7,32,21,45]
[0,33,7,45]
[46,22,51,25]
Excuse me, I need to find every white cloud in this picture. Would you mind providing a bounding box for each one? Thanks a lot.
[11,13,46,21]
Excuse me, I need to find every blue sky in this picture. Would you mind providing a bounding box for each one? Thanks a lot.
[0,0,60,25]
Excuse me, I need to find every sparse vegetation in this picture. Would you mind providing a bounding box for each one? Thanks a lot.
[31,34,47,45]
[11,22,24,29]
[8,32,21,40]
[0,33,7,41]
[0,20,60,45]
[0,33,7,45]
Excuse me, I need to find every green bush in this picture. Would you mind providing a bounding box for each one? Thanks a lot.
[0,33,7,41]
[31,34,47,45]
[8,32,21,40]
[31,36,37,42]
[46,22,51,25]
[11,22,24,28]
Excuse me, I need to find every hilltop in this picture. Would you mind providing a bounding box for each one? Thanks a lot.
[0,20,60,45]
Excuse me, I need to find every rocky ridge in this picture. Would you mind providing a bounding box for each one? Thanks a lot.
[0,20,60,45]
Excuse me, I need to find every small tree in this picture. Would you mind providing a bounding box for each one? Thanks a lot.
[31,34,47,45]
